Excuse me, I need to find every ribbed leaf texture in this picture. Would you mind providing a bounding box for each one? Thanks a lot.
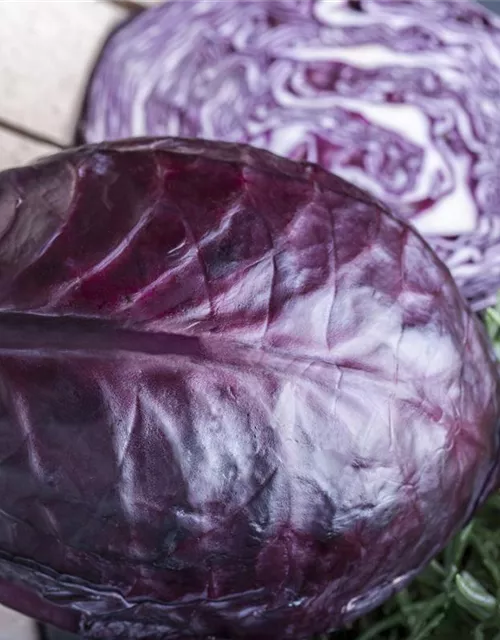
[80,0,500,310]
[0,138,498,639]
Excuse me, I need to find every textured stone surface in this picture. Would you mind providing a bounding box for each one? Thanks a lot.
[0,604,37,640]
[0,1,127,145]
[0,128,58,173]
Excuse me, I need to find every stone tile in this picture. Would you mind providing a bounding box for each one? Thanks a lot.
[0,127,58,172]
[0,604,38,640]
[0,1,128,145]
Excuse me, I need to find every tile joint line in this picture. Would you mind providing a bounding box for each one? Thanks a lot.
[0,118,66,150]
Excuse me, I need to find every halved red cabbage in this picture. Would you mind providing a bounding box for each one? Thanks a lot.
[0,137,498,639]
[80,0,500,311]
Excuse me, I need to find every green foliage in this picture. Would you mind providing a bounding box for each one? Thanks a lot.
[326,299,500,640]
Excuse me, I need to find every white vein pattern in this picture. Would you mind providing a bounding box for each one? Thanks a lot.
[83,0,500,309]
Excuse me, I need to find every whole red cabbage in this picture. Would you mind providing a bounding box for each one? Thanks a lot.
[80,0,500,311]
[0,137,498,639]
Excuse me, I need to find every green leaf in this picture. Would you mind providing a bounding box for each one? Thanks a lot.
[395,589,416,630]
[484,492,500,513]
[486,307,500,329]
[444,521,475,589]
[454,572,497,621]
[406,593,449,637]
[354,613,404,640]
[473,625,485,640]
[408,611,446,640]
[470,534,500,591]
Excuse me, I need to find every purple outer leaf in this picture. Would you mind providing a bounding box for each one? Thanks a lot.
[0,137,498,639]
[80,0,500,311]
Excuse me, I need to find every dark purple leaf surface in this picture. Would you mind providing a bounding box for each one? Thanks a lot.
[0,137,498,639]
[80,0,500,311]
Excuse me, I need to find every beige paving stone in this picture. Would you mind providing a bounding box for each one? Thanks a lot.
[0,126,58,172]
[0,1,128,145]
[0,604,37,640]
